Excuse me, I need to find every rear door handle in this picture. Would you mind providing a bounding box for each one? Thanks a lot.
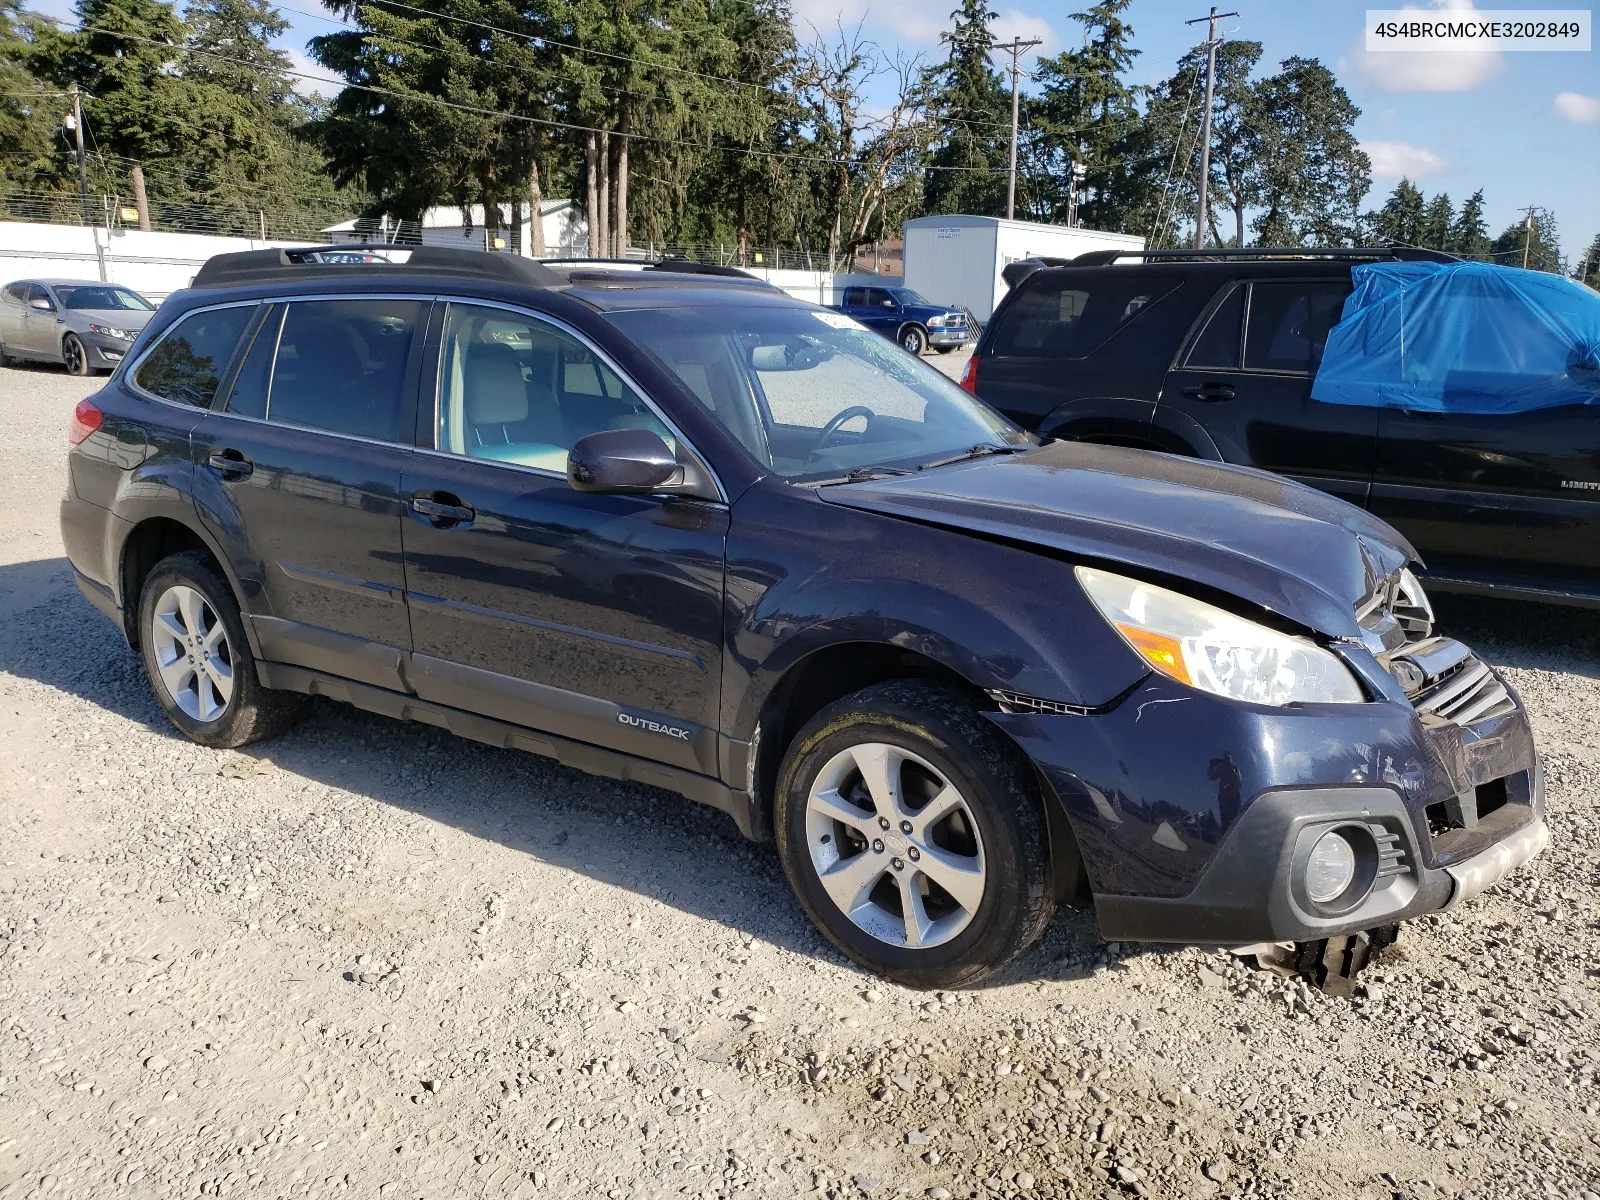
[410,493,475,525]
[206,448,253,478]
[1180,383,1236,402]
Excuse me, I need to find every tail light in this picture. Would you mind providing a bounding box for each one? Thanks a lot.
[67,399,102,445]
[958,355,979,395]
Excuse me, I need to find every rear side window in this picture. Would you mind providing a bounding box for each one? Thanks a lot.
[134,305,256,407]
[990,274,1180,359]
[1243,282,1351,374]
[1184,284,1245,369]
[262,299,423,441]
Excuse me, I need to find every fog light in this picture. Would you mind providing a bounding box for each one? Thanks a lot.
[1305,830,1357,903]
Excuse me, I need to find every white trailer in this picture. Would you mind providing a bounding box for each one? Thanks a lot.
[902,215,1145,323]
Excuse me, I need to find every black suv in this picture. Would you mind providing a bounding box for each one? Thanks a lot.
[965,248,1600,607]
[62,246,1546,988]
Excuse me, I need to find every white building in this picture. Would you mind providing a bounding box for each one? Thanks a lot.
[322,200,588,256]
[902,215,1146,322]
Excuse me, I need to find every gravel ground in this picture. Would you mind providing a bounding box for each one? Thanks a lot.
[2,360,1598,1200]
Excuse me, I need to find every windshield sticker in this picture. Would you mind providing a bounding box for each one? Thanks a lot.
[813,310,859,330]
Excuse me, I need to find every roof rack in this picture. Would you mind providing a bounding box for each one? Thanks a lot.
[1066,245,1459,266]
[540,257,770,284]
[191,244,566,289]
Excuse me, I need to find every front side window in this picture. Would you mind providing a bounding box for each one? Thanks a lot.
[262,299,423,441]
[436,303,672,473]
[27,284,54,309]
[56,285,154,311]
[133,305,256,407]
[991,275,1181,359]
[607,305,1024,482]
[1243,282,1351,374]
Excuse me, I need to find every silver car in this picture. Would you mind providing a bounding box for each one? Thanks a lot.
[0,278,157,375]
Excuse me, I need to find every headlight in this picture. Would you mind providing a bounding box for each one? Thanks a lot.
[1076,566,1366,706]
[88,323,132,340]
[926,315,945,328]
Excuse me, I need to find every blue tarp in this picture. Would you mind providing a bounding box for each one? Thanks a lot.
[1311,260,1600,415]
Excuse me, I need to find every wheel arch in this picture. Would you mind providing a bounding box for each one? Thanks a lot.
[896,321,929,347]
[117,515,258,656]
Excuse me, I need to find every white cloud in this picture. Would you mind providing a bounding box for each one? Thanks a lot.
[989,10,1054,58]
[1347,0,1502,93]
[1362,139,1448,180]
[283,46,344,99]
[790,0,871,38]
[1554,92,1600,124]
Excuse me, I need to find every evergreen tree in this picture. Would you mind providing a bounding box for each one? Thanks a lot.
[1450,188,1490,259]
[0,0,65,192]
[1031,0,1152,231]
[1578,231,1600,288]
[28,0,266,229]
[1371,178,1425,245]
[1248,55,1368,246]
[1491,206,1563,273]
[1419,192,1453,251]
[921,0,1008,217]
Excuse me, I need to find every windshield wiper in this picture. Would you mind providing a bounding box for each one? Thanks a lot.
[816,465,914,486]
[918,442,1031,471]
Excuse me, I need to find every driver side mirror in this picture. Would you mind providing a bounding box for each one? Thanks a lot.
[567,428,681,494]
[29,298,53,311]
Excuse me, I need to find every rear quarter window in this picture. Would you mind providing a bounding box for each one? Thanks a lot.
[990,274,1181,359]
[134,305,256,407]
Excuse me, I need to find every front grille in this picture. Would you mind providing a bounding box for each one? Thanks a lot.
[1412,655,1517,725]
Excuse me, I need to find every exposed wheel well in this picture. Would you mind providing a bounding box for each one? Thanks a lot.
[897,322,928,343]
[751,644,1087,898]
[119,518,221,648]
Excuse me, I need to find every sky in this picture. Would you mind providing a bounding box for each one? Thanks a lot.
[32,0,1600,263]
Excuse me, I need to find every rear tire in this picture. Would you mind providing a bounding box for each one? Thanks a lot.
[774,681,1054,989]
[62,333,89,376]
[137,550,304,748]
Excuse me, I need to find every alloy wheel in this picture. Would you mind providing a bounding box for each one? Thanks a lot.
[901,328,926,355]
[63,335,86,375]
[149,584,235,722]
[803,741,986,948]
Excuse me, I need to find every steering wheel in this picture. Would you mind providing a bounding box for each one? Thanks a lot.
[808,406,875,458]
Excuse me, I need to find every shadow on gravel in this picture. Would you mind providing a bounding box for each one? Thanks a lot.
[4,556,1592,986]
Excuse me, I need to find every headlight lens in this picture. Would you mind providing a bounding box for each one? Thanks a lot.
[88,323,131,340]
[1076,566,1366,706]
[1305,830,1357,903]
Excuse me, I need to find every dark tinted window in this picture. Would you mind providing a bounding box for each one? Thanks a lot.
[56,285,153,311]
[134,305,255,407]
[843,288,866,306]
[862,288,895,307]
[219,305,282,420]
[1243,282,1351,374]
[3,282,26,302]
[1184,284,1245,369]
[265,299,422,441]
[27,283,53,308]
[991,274,1181,359]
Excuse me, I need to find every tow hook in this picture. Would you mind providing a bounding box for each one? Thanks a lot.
[1236,924,1402,996]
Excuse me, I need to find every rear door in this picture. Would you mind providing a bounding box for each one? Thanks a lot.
[0,283,27,351]
[1370,406,1600,592]
[1158,277,1376,507]
[190,295,427,691]
[398,300,728,773]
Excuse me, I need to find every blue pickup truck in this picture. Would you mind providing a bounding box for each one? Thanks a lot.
[832,284,970,356]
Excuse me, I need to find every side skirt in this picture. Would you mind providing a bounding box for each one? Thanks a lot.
[256,661,760,840]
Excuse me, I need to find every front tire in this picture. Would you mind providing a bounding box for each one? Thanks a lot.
[62,333,89,376]
[899,325,928,356]
[774,681,1054,989]
[137,551,303,748]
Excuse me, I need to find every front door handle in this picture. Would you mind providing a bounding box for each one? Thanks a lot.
[206,448,253,478]
[1180,383,1236,402]
[410,493,475,526]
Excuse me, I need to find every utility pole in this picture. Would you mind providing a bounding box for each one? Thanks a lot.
[1520,206,1536,269]
[1185,7,1237,250]
[995,36,1042,220]
[66,84,88,227]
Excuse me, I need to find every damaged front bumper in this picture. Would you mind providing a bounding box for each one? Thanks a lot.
[991,661,1546,947]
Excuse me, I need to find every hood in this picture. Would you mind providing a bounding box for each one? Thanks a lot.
[820,441,1415,640]
[71,308,154,331]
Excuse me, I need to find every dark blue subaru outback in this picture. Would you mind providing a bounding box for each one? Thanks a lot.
[60,247,1546,988]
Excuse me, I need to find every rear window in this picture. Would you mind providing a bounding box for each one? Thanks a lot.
[990,274,1181,359]
[133,305,256,407]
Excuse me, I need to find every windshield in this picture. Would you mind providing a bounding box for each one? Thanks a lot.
[606,305,1026,482]
[891,288,933,306]
[56,286,153,311]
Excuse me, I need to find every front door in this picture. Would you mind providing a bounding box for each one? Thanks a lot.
[192,296,427,691]
[399,301,728,774]
[1370,406,1600,591]
[22,283,59,356]
[1159,278,1376,508]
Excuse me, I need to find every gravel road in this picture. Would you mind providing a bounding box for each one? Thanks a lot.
[2,361,1598,1200]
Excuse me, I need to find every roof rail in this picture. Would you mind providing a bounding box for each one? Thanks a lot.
[1066,245,1459,267]
[540,256,768,282]
[191,244,566,289]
